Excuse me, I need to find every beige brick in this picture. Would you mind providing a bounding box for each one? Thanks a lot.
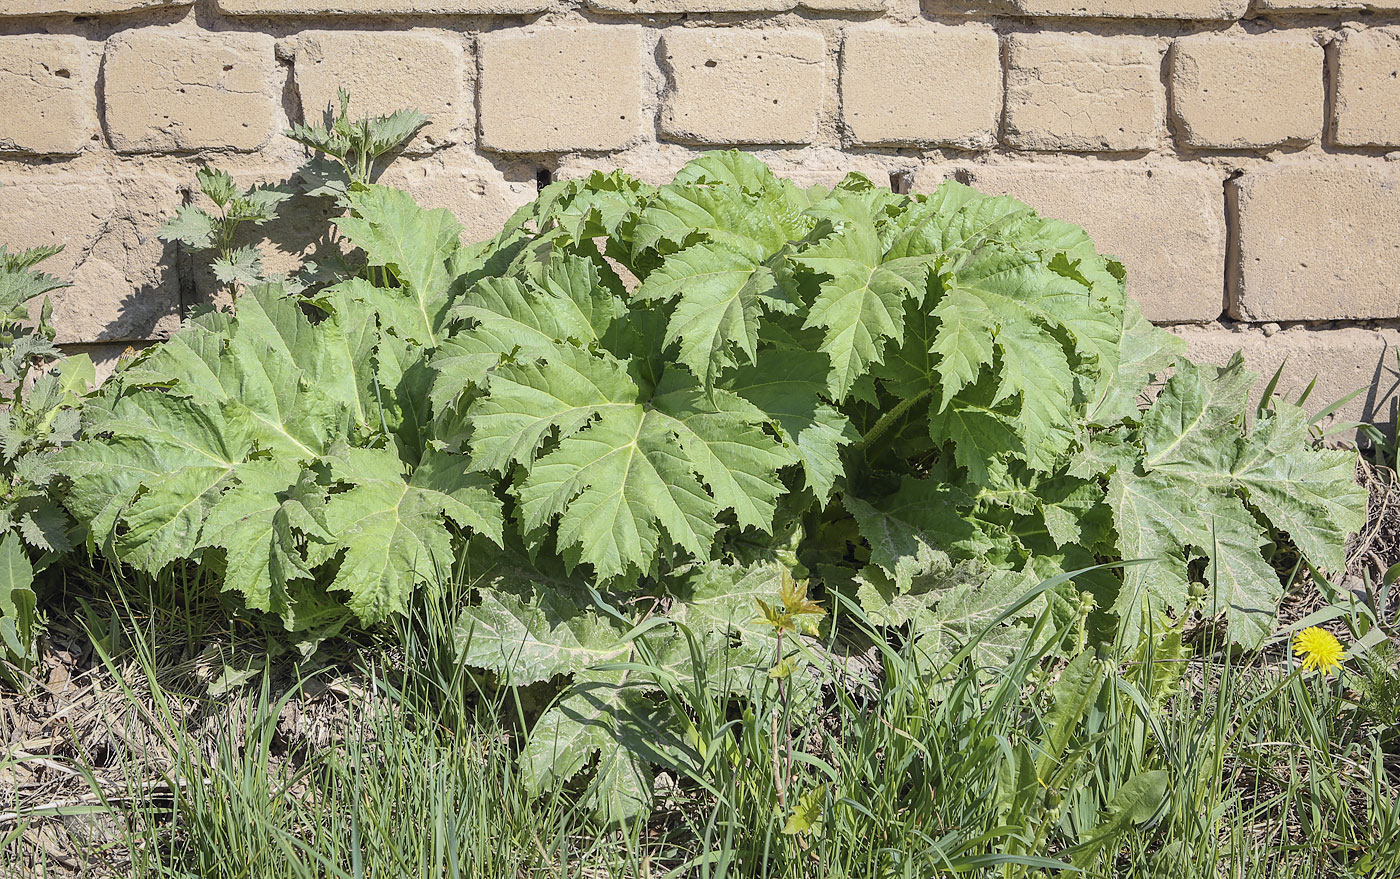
[217,0,546,11]
[1231,163,1400,322]
[961,163,1225,323]
[587,0,792,10]
[1013,0,1246,13]
[764,151,932,189]
[660,29,825,147]
[840,25,1000,149]
[376,163,537,243]
[478,26,644,154]
[0,36,97,156]
[800,0,887,9]
[557,147,935,192]
[1004,33,1163,152]
[1332,28,1400,148]
[291,31,467,153]
[556,149,698,186]
[586,0,886,6]
[0,175,181,343]
[926,0,1247,16]
[778,159,952,190]
[1170,34,1323,150]
[1172,325,1400,435]
[1,0,188,14]
[102,30,278,153]
[1254,0,1400,10]
[912,163,959,193]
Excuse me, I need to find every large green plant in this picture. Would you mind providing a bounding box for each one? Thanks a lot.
[59,151,1366,816]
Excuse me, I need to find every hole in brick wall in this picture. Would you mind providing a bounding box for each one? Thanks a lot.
[53,68,70,79]
[536,168,553,192]
[223,64,234,72]
[705,59,717,67]
[889,171,913,195]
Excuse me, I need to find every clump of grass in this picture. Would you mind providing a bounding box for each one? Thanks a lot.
[5,569,1400,879]
[48,577,655,879]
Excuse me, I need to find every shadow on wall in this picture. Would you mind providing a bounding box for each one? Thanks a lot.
[33,168,339,384]
[0,177,181,348]
[71,143,409,380]
[1355,357,1398,444]
[184,163,352,314]
[103,250,180,339]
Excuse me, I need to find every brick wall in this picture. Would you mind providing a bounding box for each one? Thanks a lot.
[3,0,1399,429]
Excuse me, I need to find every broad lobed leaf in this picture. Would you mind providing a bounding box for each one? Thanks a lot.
[60,281,502,627]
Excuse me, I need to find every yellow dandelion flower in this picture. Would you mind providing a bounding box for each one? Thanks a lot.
[1293,626,1345,675]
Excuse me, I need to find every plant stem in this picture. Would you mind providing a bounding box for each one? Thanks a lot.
[851,387,933,455]
[771,710,786,818]
[772,627,788,818]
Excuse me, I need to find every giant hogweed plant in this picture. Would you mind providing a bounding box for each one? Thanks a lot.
[58,151,1366,818]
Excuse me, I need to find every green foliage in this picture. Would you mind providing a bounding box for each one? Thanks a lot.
[287,87,428,197]
[63,188,501,638]
[1107,356,1366,646]
[0,244,91,673]
[0,533,37,670]
[60,150,1368,817]
[158,167,292,291]
[43,579,1398,879]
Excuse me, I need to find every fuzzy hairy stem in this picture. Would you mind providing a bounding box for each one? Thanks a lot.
[850,387,933,456]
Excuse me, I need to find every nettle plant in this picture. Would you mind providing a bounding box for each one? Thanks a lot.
[159,167,292,290]
[58,151,1366,817]
[0,244,92,672]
